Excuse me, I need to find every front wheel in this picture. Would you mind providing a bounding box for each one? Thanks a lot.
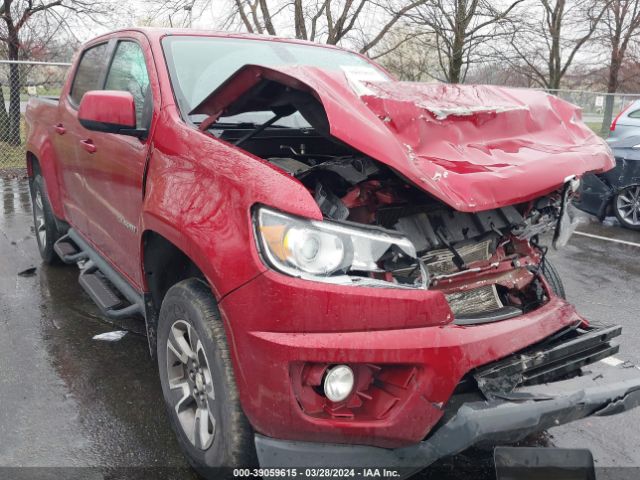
[541,259,566,299]
[157,279,256,475]
[30,173,61,264]
[613,185,640,230]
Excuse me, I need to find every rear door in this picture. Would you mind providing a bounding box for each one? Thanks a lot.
[55,42,110,235]
[78,37,155,289]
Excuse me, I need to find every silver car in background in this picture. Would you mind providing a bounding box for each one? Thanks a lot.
[609,99,640,142]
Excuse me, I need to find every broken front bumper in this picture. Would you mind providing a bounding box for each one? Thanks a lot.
[255,348,640,473]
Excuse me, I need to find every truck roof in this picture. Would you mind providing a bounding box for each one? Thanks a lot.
[87,27,347,52]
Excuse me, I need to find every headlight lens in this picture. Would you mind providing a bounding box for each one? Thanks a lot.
[284,226,346,274]
[255,207,427,288]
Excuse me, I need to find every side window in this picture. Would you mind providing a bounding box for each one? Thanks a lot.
[628,109,640,119]
[104,41,151,128]
[69,43,109,105]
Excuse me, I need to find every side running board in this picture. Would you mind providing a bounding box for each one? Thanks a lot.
[54,230,145,320]
[53,234,88,264]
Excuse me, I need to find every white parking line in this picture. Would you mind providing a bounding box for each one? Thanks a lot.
[574,231,640,248]
[600,356,625,367]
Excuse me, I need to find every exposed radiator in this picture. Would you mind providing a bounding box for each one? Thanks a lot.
[422,239,492,276]
[446,285,504,317]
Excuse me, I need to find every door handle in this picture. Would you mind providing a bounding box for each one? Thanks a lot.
[80,139,96,154]
[54,123,65,135]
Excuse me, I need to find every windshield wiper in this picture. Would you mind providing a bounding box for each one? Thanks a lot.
[234,108,295,147]
[209,121,259,129]
[198,121,291,130]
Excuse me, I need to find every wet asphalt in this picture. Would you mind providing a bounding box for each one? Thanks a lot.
[1,174,639,479]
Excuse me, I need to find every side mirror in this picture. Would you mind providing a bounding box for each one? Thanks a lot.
[78,90,144,137]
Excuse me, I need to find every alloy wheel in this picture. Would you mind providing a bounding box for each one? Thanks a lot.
[615,185,640,227]
[166,320,216,450]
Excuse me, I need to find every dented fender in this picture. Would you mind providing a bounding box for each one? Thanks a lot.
[141,108,322,298]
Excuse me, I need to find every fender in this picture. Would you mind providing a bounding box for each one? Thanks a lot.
[140,112,322,299]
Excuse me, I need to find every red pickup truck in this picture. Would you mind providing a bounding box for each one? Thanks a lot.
[25,28,640,476]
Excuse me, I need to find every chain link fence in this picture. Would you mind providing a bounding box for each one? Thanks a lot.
[0,58,638,173]
[0,60,70,174]
[547,89,640,136]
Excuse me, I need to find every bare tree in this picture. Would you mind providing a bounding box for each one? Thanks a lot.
[374,26,438,80]
[464,59,541,87]
[186,0,426,54]
[146,0,206,27]
[404,0,524,83]
[501,0,611,90]
[598,0,640,133]
[0,0,112,145]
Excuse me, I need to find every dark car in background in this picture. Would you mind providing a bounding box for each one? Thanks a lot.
[575,135,640,230]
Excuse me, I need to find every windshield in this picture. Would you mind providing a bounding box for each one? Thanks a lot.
[162,36,387,127]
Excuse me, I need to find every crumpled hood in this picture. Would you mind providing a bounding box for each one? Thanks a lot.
[193,65,614,212]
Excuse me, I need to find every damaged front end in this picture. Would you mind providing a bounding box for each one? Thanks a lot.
[192,63,640,468]
[193,64,598,326]
[253,157,581,325]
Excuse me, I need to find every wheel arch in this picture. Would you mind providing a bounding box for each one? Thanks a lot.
[26,150,38,176]
[142,229,208,308]
[141,228,213,357]
[27,151,69,237]
[25,149,65,220]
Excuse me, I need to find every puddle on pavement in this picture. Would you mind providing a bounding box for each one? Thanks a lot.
[1,175,32,231]
[0,176,196,472]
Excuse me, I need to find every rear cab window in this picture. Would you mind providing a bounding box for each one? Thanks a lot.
[69,43,109,106]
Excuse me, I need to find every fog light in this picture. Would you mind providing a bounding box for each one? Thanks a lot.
[323,365,354,402]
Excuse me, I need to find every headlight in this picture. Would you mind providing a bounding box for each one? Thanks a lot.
[255,207,427,288]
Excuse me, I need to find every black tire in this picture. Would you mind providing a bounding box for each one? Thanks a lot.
[613,185,640,231]
[541,259,566,299]
[157,278,256,476]
[30,173,61,264]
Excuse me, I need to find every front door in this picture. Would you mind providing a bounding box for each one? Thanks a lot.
[77,38,154,289]
[55,42,110,236]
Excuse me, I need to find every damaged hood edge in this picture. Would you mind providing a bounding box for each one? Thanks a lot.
[193,65,615,212]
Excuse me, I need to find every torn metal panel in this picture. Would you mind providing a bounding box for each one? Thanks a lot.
[473,324,622,399]
[416,104,528,121]
[192,64,614,212]
[553,178,581,248]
